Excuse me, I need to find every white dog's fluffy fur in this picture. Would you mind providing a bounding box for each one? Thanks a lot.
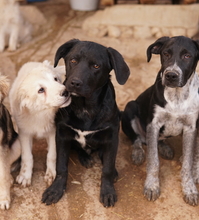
[0,73,21,210]
[9,60,71,187]
[0,0,32,52]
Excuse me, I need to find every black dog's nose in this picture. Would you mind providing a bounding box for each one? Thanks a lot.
[165,72,178,81]
[70,78,83,88]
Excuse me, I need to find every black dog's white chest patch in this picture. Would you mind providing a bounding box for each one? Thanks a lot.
[67,125,109,149]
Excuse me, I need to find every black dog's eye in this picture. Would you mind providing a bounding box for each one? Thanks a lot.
[54,77,58,81]
[184,54,191,59]
[93,64,100,69]
[38,87,45,93]
[70,58,77,64]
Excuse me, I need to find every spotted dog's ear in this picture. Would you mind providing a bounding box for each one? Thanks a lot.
[107,47,130,85]
[147,36,170,62]
[0,74,9,102]
[54,39,80,67]
[193,39,199,60]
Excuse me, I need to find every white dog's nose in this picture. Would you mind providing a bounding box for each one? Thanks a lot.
[62,90,69,97]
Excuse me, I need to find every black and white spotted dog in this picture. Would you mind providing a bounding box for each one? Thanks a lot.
[0,73,21,210]
[122,36,199,206]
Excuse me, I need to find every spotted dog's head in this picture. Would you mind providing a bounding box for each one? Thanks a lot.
[147,36,199,88]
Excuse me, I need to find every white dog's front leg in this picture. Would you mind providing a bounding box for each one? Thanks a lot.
[0,146,11,210]
[45,130,56,185]
[182,128,198,206]
[0,29,6,52]
[144,122,160,201]
[16,133,33,187]
[8,26,19,51]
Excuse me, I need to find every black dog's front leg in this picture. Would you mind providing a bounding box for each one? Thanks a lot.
[42,137,71,205]
[100,137,118,207]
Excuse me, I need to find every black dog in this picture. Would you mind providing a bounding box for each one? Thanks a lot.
[121,36,199,206]
[42,39,130,207]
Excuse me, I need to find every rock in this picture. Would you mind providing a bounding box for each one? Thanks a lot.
[108,25,121,38]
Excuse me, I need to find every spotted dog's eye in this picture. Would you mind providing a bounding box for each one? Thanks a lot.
[70,58,77,64]
[184,54,191,59]
[163,52,170,57]
[93,64,100,69]
[38,87,45,93]
[54,77,58,81]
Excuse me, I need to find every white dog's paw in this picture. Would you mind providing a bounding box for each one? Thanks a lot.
[0,198,10,210]
[16,173,31,187]
[44,169,56,186]
[7,44,17,52]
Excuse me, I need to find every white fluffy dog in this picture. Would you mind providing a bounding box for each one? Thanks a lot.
[0,0,32,52]
[9,60,71,187]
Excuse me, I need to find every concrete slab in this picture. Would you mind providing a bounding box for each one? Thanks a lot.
[82,4,199,38]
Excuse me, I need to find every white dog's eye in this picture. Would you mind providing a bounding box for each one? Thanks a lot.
[38,87,45,93]
[54,77,58,81]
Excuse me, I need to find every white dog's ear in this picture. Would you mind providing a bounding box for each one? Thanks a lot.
[15,91,29,110]
[43,60,51,67]
[0,74,10,102]
[54,65,66,83]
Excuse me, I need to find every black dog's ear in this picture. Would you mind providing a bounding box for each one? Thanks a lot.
[147,36,170,62]
[107,47,130,85]
[54,39,80,67]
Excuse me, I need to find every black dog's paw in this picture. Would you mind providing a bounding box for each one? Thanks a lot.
[158,140,174,160]
[42,183,65,205]
[41,178,66,205]
[100,187,117,207]
[78,151,94,168]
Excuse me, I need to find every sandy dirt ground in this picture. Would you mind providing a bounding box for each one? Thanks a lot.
[1,1,199,219]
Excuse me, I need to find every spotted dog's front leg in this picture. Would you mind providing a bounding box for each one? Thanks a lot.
[16,133,33,187]
[193,134,199,184]
[182,127,198,206]
[144,123,160,201]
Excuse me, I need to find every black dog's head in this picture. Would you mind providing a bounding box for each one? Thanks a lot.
[54,39,130,98]
[147,36,199,88]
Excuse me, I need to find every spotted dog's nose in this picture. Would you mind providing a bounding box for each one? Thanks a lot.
[165,72,178,81]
